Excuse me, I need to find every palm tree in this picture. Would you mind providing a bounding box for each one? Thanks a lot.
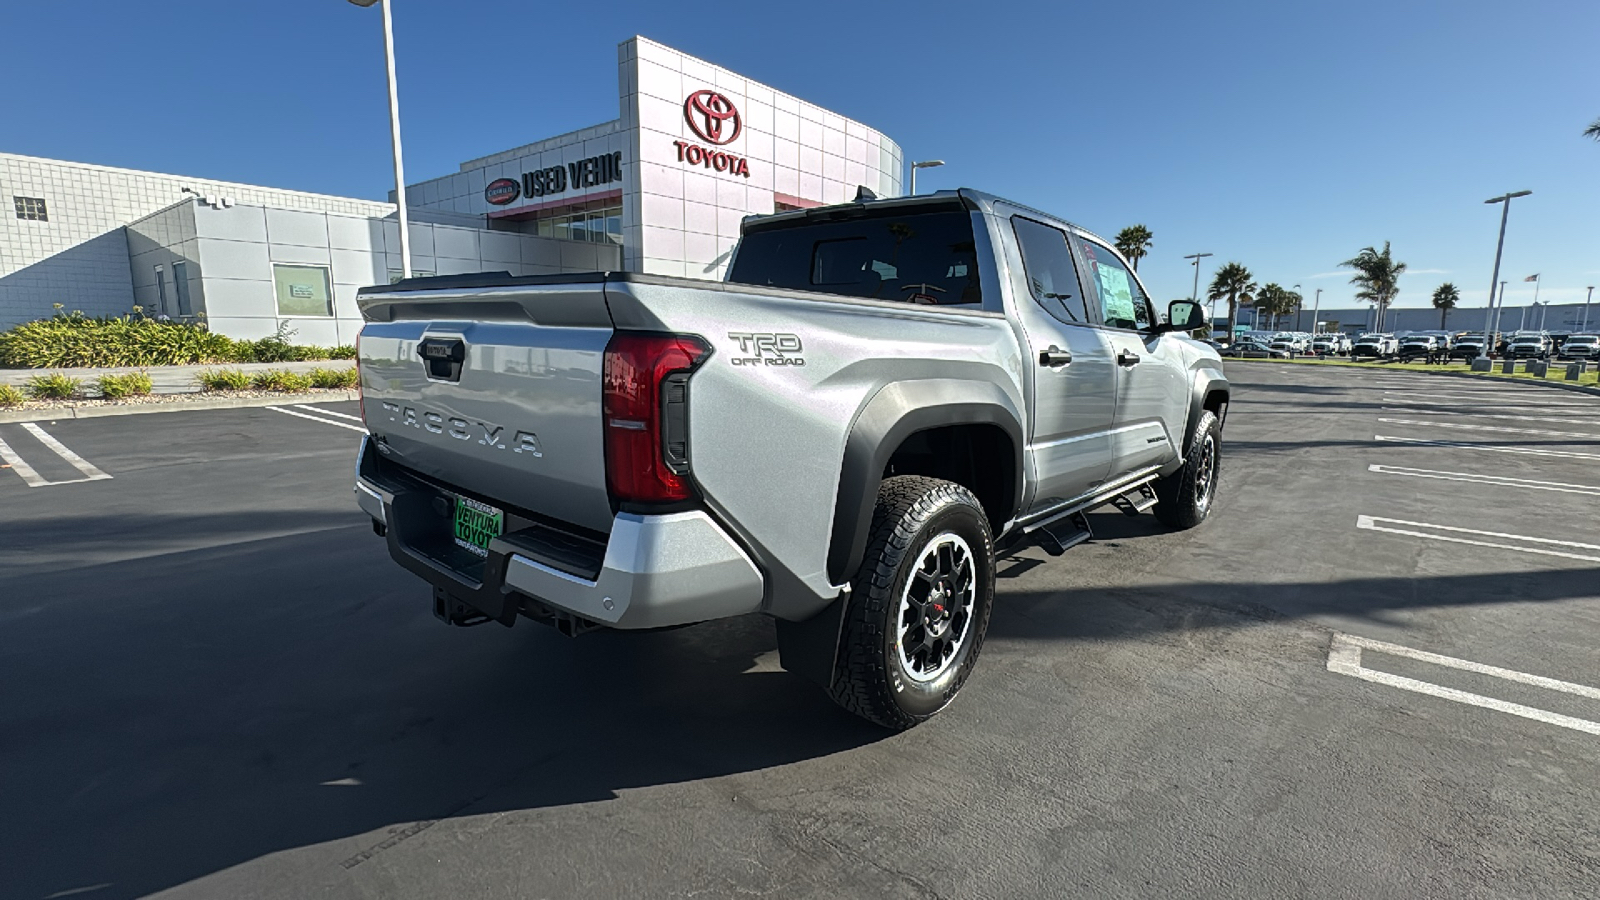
[1585,118,1600,141]
[1114,225,1154,271]
[1431,282,1461,329]
[1341,242,1406,331]
[1207,262,1256,339]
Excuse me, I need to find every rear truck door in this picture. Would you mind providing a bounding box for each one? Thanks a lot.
[356,280,616,535]
[1002,213,1117,513]
[1072,235,1188,478]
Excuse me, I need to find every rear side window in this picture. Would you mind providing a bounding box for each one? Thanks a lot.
[1011,217,1089,324]
[1075,238,1152,330]
[727,210,982,306]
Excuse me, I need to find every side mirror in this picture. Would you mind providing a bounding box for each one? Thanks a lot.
[1163,300,1205,333]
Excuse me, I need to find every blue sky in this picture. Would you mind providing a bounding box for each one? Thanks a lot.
[2,0,1595,311]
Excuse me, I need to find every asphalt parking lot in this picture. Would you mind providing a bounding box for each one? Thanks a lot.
[4,367,1598,900]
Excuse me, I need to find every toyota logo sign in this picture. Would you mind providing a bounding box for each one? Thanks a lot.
[484,178,521,206]
[684,90,741,145]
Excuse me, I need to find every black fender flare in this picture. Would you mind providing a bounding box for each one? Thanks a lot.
[1184,370,1230,453]
[826,379,1024,586]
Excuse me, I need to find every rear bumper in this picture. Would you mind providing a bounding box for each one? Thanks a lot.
[355,437,764,629]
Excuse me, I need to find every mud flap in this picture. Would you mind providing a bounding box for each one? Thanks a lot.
[774,590,851,689]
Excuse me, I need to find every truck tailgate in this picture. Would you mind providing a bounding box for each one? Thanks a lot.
[358,284,615,534]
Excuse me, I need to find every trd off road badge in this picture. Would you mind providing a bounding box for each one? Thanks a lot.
[727,332,805,367]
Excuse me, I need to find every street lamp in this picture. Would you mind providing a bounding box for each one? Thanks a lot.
[350,0,412,279]
[1583,286,1594,332]
[1291,283,1301,331]
[909,160,944,196]
[1482,190,1531,358]
[1184,252,1212,332]
[1311,288,1323,334]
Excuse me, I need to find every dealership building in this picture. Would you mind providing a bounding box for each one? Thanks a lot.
[0,36,904,340]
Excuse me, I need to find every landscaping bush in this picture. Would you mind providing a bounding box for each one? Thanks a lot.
[0,311,347,368]
[329,345,357,360]
[98,371,154,400]
[197,368,253,392]
[25,372,82,400]
[0,384,24,407]
[251,369,314,392]
[0,311,235,368]
[308,366,359,389]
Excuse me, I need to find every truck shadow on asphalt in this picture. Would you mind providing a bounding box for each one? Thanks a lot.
[1,512,884,900]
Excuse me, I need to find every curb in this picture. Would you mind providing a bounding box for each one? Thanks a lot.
[1226,358,1600,399]
[0,390,360,424]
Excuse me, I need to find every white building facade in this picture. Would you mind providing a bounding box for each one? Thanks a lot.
[0,36,903,337]
[403,36,904,280]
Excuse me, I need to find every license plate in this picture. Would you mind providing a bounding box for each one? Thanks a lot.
[452,496,503,558]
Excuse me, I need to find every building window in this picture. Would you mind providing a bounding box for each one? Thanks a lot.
[528,198,622,245]
[272,264,334,316]
[14,196,48,221]
[154,266,168,316]
[172,262,193,317]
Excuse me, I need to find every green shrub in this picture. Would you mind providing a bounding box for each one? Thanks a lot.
[0,384,25,407]
[197,368,253,391]
[25,372,82,400]
[98,371,154,400]
[308,366,359,389]
[0,311,237,368]
[251,369,314,392]
[329,345,357,360]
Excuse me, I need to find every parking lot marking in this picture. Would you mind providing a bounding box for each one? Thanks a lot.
[0,435,48,487]
[1381,406,1600,427]
[1356,514,1600,563]
[1376,418,1600,439]
[1368,464,1600,496]
[21,423,111,482]
[1374,434,1600,461]
[1327,633,1600,736]
[293,404,363,423]
[265,406,368,434]
[1382,395,1600,412]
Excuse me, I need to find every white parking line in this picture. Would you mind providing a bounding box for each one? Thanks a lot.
[1376,418,1600,439]
[266,406,368,433]
[1374,434,1600,461]
[1356,514,1600,563]
[1327,633,1600,736]
[21,423,111,481]
[0,435,48,487]
[293,404,363,423]
[1381,406,1600,426]
[1368,464,1600,496]
[1382,394,1598,410]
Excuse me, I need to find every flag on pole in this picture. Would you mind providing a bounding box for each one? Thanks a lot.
[1524,274,1540,282]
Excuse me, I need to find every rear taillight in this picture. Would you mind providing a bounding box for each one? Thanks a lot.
[603,332,710,506]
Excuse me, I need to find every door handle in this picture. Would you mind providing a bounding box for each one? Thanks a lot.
[1038,346,1073,367]
[1117,349,1142,367]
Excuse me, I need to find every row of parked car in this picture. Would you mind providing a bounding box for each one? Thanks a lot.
[1213,329,1600,362]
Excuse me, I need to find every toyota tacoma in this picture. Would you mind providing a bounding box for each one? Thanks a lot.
[352,189,1229,730]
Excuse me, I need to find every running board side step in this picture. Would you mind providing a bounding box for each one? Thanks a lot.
[1112,484,1159,517]
[1035,511,1092,556]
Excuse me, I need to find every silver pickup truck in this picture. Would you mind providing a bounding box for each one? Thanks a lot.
[353,189,1229,729]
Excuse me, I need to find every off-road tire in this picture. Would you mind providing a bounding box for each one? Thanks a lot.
[1154,410,1221,529]
[829,476,995,731]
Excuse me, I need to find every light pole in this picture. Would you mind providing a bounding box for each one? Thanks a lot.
[1184,252,1213,331]
[1291,283,1302,331]
[1491,280,1508,350]
[909,160,944,196]
[350,0,412,278]
[1583,286,1594,332]
[1482,190,1531,358]
[1311,288,1323,333]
